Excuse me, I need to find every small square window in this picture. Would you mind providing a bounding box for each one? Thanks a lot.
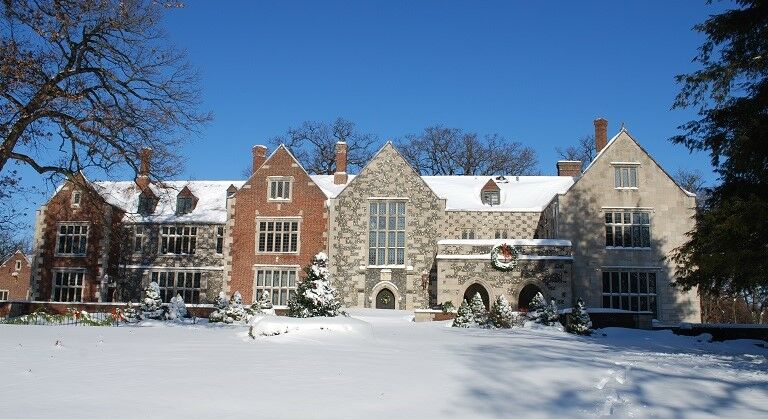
[268,178,292,201]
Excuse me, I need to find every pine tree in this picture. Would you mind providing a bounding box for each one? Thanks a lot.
[140,281,164,320]
[527,292,547,322]
[452,300,473,328]
[543,298,560,326]
[168,293,187,321]
[122,301,139,323]
[208,291,229,323]
[468,293,488,326]
[288,252,342,317]
[223,291,246,323]
[567,298,593,335]
[488,295,514,328]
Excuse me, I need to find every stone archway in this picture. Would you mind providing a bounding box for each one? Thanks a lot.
[463,283,490,310]
[375,288,396,309]
[518,283,543,311]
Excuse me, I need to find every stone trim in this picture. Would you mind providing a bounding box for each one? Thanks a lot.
[369,280,402,309]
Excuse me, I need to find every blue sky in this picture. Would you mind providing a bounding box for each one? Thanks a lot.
[13,0,730,236]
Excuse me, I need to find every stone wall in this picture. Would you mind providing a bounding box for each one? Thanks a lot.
[442,211,541,239]
[328,143,445,310]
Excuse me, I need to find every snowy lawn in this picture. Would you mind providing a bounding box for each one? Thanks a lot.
[0,309,766,418]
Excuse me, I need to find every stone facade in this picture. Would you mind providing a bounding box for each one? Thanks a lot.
[442,211,541,239]
[0,251,32,301]
[556,129,700,323]
[328,143,445,310]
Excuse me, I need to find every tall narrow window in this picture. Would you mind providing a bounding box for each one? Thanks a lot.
[216,226,224,254]
[133,225,145,253]
[257,220,299,253]
[15,260,22,271]
[605,211,651,248]
[368,201,406,265]
[614,166,638,188]
[71,190,81,208]
[56,223,88,256]
[52,270,85,302]
[0,290,8,301]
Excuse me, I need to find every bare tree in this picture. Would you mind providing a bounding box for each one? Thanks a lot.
[674,168,705,195]
[555,135,595,172]
[0,0,210,186]
[270,118,377,175]
[397,125,538,176]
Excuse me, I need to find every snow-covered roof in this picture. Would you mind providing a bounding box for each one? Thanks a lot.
[310,175,356,198]
[93,180,245,224]
[422,176,574,212]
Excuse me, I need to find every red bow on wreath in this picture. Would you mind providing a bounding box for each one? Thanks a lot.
[500,244,514,260]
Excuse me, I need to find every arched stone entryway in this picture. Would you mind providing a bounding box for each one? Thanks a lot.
[463,283,490,310]
[518,283,543,311]
[375,288,396,309]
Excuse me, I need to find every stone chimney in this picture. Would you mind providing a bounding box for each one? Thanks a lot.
[594,118,608,153]
[252,145,267,173]
[136,147,152,189]
[334,141,348,185]
[556,160,582,177]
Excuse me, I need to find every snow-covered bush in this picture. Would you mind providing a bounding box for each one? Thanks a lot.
[224,291,247,323]
[468,293,488,326]
[567,298,592,335]
[140,282,164,320]
[208,291,229,323]
[543,298,560,326]
[168,293,187,321]
[527,292,547,322]
[247,291,275,316]
[288,252,343,318]
[441,301,455,314]
[488,295,514,328]
[526,293,561,327]
[452,300,473,328]
[122,301,139,323]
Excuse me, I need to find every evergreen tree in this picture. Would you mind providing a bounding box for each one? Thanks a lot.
[140,281,164,320]
[527,292,547,322]
[542,298,560,326]
[567,298,593,335]
[468,293,488,326]
[488,295,514,328]
[168,293,187,321]
[122,301,139,323]
[223,291,247,323]
[452,300,473,328]
[670,0,768,322]
[208,291,229,323]
[288,252,343,317]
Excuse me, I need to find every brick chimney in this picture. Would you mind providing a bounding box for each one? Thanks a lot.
[334,141,348,185]
[556,160,582,177]
[594,118,608,153]
[136,147,152,189]
[252,145,267,173]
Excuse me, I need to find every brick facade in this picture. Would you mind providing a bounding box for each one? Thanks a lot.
[226,145,331,303]
[0,251,32,300]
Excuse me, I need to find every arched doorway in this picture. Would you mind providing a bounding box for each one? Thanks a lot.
[518,284,543,311]
[375,288,396,309]
[463,283,489,310]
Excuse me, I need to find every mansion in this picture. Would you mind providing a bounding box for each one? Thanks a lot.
[28,119,701,324]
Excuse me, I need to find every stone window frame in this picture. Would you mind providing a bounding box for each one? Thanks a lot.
[367,199,407,267]
[55,222,89,257]
[253,265,299,306]
[0,289,8,301]
[132,224,146,254]
[611,162,640,189]
[603,207,652,250]
[15,260,21,271]
[601,269,658,315]
[51,269,86,302]
[159,225,197,255]
[216,226,224,254]
[494,230,509,239]
[256,217,301,254]
[460,229,476,240]
[71,190,82,208]
[267,176,293,202]
[151,270,201,303]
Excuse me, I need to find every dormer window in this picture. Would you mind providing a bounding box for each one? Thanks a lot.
[482,190,500,206]
[268,177,292,201]
[137,191,157,215]
[176,186,197,215]
[176,196,194,215]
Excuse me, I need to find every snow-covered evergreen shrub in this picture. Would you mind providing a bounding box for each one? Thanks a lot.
[168,293,187,321]
[526,292,547,323]
[441,301,455,314]
[208,291,229,323]
[542,298,560,326]
[288,252,343,317]
[223,291,247,323]
[488,295,514,328]
[452,300,473,328]
[469,293,488,326]
[567,298,592,335]
[122,301,139,323]
[140,282,164,320]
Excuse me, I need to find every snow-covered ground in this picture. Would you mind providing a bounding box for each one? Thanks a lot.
[1,309,766,418]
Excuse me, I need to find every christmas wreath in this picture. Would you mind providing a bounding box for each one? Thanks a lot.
[491,243,519,271]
